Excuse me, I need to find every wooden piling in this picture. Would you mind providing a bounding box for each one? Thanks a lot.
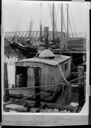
[4,63,9,102]
[78,66,85,107]
[34,67,41,108]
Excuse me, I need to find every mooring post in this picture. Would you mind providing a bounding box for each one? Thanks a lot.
[78,66,85,107]
[34,67,41,108]
[4,63,9,102]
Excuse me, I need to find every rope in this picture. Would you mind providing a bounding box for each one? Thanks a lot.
[57,64,70,94]
[66,5,73,37]
[4,84,65,91]
[4,83,60,106]
[69,5,78,38]
[4,75,85,106]
[57,64,85,92]
[58,64,69,85]
[68,75,86,83]
[69,18,74,37]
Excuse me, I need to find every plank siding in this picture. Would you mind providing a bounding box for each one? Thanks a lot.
[27,68,34,87]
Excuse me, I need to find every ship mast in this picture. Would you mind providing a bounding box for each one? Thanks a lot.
[28,21,33,39]
[27,20,33,45]
[61,3,63,37]
[60,3,64,49]
[66,3,69,50]
[40,3,42,42]
[52,3,55,44]
[67,3,69,39]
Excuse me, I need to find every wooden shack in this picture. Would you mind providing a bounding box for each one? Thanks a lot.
[15,49,71,91]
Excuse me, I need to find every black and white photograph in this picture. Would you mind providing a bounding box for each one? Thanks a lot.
[2,0,90,126]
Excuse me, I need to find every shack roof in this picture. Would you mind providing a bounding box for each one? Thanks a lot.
[16,55,71,66]
[39,49,55,58]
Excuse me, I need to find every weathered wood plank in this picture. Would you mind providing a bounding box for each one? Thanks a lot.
[34,67,41,107]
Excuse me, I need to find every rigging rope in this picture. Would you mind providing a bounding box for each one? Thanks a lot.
[66,5,74,38]
[58,64,69,85]
[69,5,78,38]
[69,75,86,83]
[59,4,67,35]
[69,17,74,37]
[54,4,60,32]
[4,73,85,106]
[4,82,60,105]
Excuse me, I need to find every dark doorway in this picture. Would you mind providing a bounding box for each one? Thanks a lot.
[15,66,27,87]
[72,53,83,66]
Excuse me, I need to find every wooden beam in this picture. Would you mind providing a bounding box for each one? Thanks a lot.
[34,67,41,108]
[44,27,49,49]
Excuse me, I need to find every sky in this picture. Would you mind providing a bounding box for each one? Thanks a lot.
[2,0,90,40]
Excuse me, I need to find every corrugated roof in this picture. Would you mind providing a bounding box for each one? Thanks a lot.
[39,49,55,58]
[16,55,71,66]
